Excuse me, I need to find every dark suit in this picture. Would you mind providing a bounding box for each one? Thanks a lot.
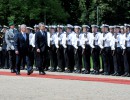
[14,32,30,72]
[35,30,47,72]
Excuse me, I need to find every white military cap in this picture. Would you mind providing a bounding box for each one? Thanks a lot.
[57,25,64,28]
[30,27,33,30]
[82,25,90,28]
[66,24,73,28]
[45,25,48,28]
[26,27,30,29]
[109,26,114,29]
[18,25,21,27]
[34,24,38,28]
[74,25,80,29]
[100,24,109,28]
[124,24,130,27]
[120,26,124,28]
[91,25,99,28]
[51,25,57,29]
[114,25,120,28]
[3,25,9,28]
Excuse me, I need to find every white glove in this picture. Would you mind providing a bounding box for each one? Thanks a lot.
[0,47,2,51]
[11,46,15,50]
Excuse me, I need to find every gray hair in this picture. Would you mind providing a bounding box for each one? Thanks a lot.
[38,22,45,27]
[20,24,26,29]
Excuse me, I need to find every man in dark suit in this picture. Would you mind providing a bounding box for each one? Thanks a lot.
[14,24,33,75]
[35,22,47,75]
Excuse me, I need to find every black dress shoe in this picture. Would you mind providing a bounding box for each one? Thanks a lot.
[44,68,48,71]
[74,69,81,73]
[122,72,129,77]
[16,71,20,75]
[57,69,65,72]
[49,68,56,72]
[102,72,109,75]
[112,72,120,76]
[39,71,46,75]
[64,69,72,73]
[90,70,96,74]
[126,73,130,77]
[94,71,99,75]
[27,69,33,75]
[82,70,90,74]
[11,69,16,73]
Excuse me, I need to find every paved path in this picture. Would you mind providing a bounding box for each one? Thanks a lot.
[0,69,130,100]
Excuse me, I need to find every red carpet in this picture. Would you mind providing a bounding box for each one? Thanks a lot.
[0,71,130,85]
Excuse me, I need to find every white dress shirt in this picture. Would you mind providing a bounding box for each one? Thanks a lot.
[126,32,130,47]
[120,33,126,49]
[58,32,67,48]
[47,32,51,47]
[29,33,34,45]
[104,32,112,47]
[30,34,35,47]
[51,33,59,48]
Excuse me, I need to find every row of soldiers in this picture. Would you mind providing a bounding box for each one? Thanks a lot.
[0,23,130,77]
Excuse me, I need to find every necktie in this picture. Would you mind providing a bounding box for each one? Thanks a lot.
[42,31,45,36]
[23,33,26,40]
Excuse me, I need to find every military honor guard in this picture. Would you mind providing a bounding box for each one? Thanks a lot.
[73,26,82,73]
[121,24,130,77]
[82,25,91,74]
[91,25,101,75]
[57,25,66,72]
[5,22,18,73]
[65,24,76,73]
[1,25,9,69]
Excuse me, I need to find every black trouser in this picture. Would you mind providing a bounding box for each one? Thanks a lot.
[114,47,124,74]
[16,52,30,72]
[124,47,130,73]
[8,50,16,70]
[83,44,91,72]
[92,45,100,72]
[1,49,9,68]
[102,47,111,74]
[36,50,46,72]
[112,48,118,74]
[75,46,82,70]
[49,45,58,70]
[66,45,75,71]
[45,50,50,70]
[57,45,65,70]
[28,46,34,67]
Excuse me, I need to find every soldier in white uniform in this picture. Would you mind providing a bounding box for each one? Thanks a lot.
[27,27,34,70]
[44,25,50,71]
[121,24,130,77]
[91,25,101,75]
[49,25,58,72]
[0,25,9,69]
[73,26,82,73]
[57,25,66,72]
[30,25,39,71]
[65,24,76,73]
[108,26,115,75]
[82,25,92,74]
[111,26,123,76]
[99,24,112,75]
